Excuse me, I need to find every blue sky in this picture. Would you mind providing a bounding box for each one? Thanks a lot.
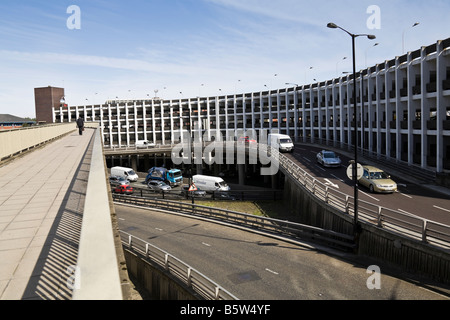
[1,0,450,118]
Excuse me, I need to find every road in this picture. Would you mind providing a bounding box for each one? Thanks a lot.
[289,145,450,226]
[115,203,450,300]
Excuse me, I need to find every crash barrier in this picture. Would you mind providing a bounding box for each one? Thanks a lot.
[113,194,356,251]
[120,230,238,300]
[108,140,450,248]
[277,148,450,249]
[125,187,283,202]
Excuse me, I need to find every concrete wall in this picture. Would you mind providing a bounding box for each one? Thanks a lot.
[283,172,450,285]
[0,123,75,161]
[123,249,198,300]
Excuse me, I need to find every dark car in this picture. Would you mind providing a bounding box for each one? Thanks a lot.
[109,175,130,187]
[180,185,207,198]
[113,184,134,195]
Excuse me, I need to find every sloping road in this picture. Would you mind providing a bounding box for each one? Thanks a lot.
[115,204,450,300]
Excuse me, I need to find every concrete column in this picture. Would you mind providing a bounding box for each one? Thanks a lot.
[238,164,245,186]
[271,173,278,189]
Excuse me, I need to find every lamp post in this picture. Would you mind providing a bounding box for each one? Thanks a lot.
[402,22,420,54]
[327,22,376,237]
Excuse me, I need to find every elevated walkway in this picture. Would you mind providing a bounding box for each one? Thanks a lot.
[0,127,131,300]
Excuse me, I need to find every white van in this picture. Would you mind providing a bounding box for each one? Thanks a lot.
[192,175,230,192]
[268,133,294,153]
[111,166,139,182]
[136,140,155,148]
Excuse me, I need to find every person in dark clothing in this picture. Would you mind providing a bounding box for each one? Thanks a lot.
[76,117,84,135]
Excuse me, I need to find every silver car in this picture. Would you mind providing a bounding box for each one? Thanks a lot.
[316,150,342,167]
[147,180,172,192]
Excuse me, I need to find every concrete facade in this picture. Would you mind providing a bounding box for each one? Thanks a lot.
[54,38,450,173]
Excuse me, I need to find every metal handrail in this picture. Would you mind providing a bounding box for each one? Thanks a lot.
[119,230,238,300]
[276,146,450,249]
[113,194,356,250]
[108,140,450,248]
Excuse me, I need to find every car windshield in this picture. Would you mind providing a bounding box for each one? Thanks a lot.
[323,152,336,159]
[218,181,228,188]
[370,171,390,179]
[280,139,292,144]
[173,171,182,178]
[128,170,136,175]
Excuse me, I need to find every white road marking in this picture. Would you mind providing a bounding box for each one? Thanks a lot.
[433,205,450,213]
[155,228,163,231]
[118,218,125,221]
[202,242,211,247]
[265,268,279,275]
[316,165,326,172]
[331,174,345,183]
[398,192,413,199]
[360,191,380,202]
[303,157,311,162]
[324,179,339,189]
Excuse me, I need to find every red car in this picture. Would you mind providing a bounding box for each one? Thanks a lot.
[113,184,134,195]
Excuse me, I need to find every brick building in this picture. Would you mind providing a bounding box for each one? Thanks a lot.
[34,86,65,124]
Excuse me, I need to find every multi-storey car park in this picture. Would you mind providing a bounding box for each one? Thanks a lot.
[52,38,450,173]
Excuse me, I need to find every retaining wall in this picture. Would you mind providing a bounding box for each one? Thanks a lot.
[123,249,198,300]
[283,173,450,285]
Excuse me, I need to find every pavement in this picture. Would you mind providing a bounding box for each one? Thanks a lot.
[0,129,94,300]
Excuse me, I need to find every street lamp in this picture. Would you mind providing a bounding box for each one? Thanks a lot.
[402,22,420,54]
[327,22,376,237]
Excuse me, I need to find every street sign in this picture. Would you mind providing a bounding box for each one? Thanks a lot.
[347,163,364,180]
[188,184,198,192]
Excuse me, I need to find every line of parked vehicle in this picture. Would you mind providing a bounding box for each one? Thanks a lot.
[108,165,232,198]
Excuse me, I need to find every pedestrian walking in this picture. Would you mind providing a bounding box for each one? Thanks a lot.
[76,117,84,135]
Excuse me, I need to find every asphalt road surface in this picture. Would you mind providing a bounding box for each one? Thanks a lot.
[289,145,450,226]
[115,203,450,300]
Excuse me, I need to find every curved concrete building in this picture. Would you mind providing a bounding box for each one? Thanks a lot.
[53,38,450,173]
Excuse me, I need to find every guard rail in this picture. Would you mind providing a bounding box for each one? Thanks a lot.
[113,194,356,251]
[119,230,238,300]
[278,147,450,249]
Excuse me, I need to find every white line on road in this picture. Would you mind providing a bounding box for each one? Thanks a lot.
[398,192,413,199]
[202,242,211,247]
[316,165,326,172]
[331,174,345,183]
[155,228,163,231]
[324,179,339,189]
[303,157,311,162]
[118,218,125,221]
[433,205,450,213]
[265,268,279,275]
[360,191,380,202]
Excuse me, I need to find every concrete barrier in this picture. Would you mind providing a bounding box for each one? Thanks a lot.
[123,249,198,300]
[0,122,99,161]
[72,128,123,300]
[0,123,75,160]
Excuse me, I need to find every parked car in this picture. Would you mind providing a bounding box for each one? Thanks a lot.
[113,184,134,195]
[147,180,172,192]
[180,185,207,198]
[359,166,397,193]
[109,175,130,187]
[316,150,342,167]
